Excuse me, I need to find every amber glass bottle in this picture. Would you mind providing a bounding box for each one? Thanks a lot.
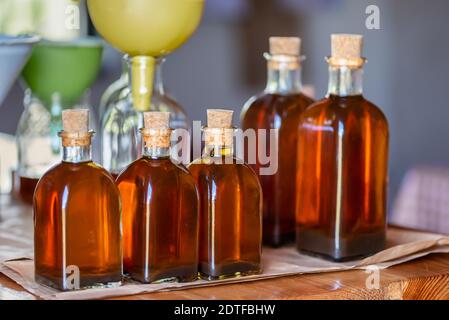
[189,109,262,280]
[34,110,122,290]
[296,34,389,261]
[18,176,39,204]
[117,112,199,283]
[241,37,314,247]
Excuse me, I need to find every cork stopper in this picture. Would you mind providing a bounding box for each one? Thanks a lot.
[60,109,92,147]
[141,111,171,149]
[205,109,234,147]
[207,109,233,128]
[269,37,301,56]
[144,111,170,129]
[62,109,89,133]
[329,34,364,67]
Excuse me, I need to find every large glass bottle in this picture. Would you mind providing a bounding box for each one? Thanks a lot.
[241,37,314,247]
[98,55,130,119]
[34,109,122,290]
[16,91,60,204]
[189,109,262,280]
[101,57,189,178]
[16,91,98,204]
[296,34,389,261]
[117,112,199,283]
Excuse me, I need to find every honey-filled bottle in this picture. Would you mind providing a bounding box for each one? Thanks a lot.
[241,37,314,247]
[34,109,122,290]
[296,34,389,261]
[189,109,262,280]
[117,112,199,283]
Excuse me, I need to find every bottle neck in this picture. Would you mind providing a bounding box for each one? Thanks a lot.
[203,127,234,158]
[204,144,234,158]
[60,131,94,163]
[142,146,170,159]
[141,128,171,159]
[264,54,303,94]
[63,145,92,163]
[327,65,364,97]
[121,55,130,82]
[127,57,165,96]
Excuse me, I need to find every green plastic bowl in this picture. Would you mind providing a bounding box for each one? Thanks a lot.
[21,37,103,106]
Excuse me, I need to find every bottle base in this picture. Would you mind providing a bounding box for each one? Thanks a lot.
[35,273,122,291]
[296,228,386,262]
[126,265,198,284]
[263,231,295,248]
[199,261,261,280]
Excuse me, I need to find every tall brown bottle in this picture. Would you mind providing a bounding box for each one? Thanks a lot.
[189,109,262,280]
[117,112,199,283]
[34,109,122,290]
[296,34,389,261]
[241,37,314,247]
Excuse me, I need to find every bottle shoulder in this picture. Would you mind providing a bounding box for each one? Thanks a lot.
[244,92,313,110]
[117,157,195,184]
[36,161,117,193]
[188,157,260,183]
[302,95,388,125]
[241,92,314,126]
[101,97,139,126]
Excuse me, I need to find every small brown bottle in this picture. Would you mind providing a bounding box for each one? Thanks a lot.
[189,109,262,280]
[241,37,314,247]
[117,112,199,283]
[296,34,389,261]
[34,109,122,290]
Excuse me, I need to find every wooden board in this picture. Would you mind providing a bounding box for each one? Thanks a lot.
[1,252,449,300]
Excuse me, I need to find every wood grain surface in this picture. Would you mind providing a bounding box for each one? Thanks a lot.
[1,252,449,300]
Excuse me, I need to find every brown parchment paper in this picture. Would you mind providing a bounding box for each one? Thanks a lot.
[1,228,449,300]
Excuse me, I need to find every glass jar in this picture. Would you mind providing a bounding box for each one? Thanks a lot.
[16,90,98,204]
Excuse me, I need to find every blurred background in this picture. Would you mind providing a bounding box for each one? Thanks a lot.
[1,0,448,224]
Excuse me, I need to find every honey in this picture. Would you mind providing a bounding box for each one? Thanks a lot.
[17,176,39,205]
[117,112,199,283]
[241,37,314,247]
[34,109,122,290]
[189,109,262,280]
[296,34,389,261]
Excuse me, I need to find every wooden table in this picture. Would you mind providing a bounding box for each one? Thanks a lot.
[1,252,449,300]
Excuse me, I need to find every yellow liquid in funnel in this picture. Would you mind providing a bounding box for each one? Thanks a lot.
[87,0,204,57]
[88,0,204,111]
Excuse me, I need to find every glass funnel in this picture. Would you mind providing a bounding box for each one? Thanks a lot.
[0,34,40,106]
[87,0,205,111]
[101,56,189,178]
[16,39,103,204]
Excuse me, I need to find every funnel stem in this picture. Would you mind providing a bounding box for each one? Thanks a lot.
[131,56,155,112]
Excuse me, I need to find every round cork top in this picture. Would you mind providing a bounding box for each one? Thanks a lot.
[60,109,92,147]
[269,37,301,56]
[144,111,170,129]
[328,34,365,67]
[141,111,171,149]
[205,109,234,147]
[207,109,233,128]
[62,109,89,133]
